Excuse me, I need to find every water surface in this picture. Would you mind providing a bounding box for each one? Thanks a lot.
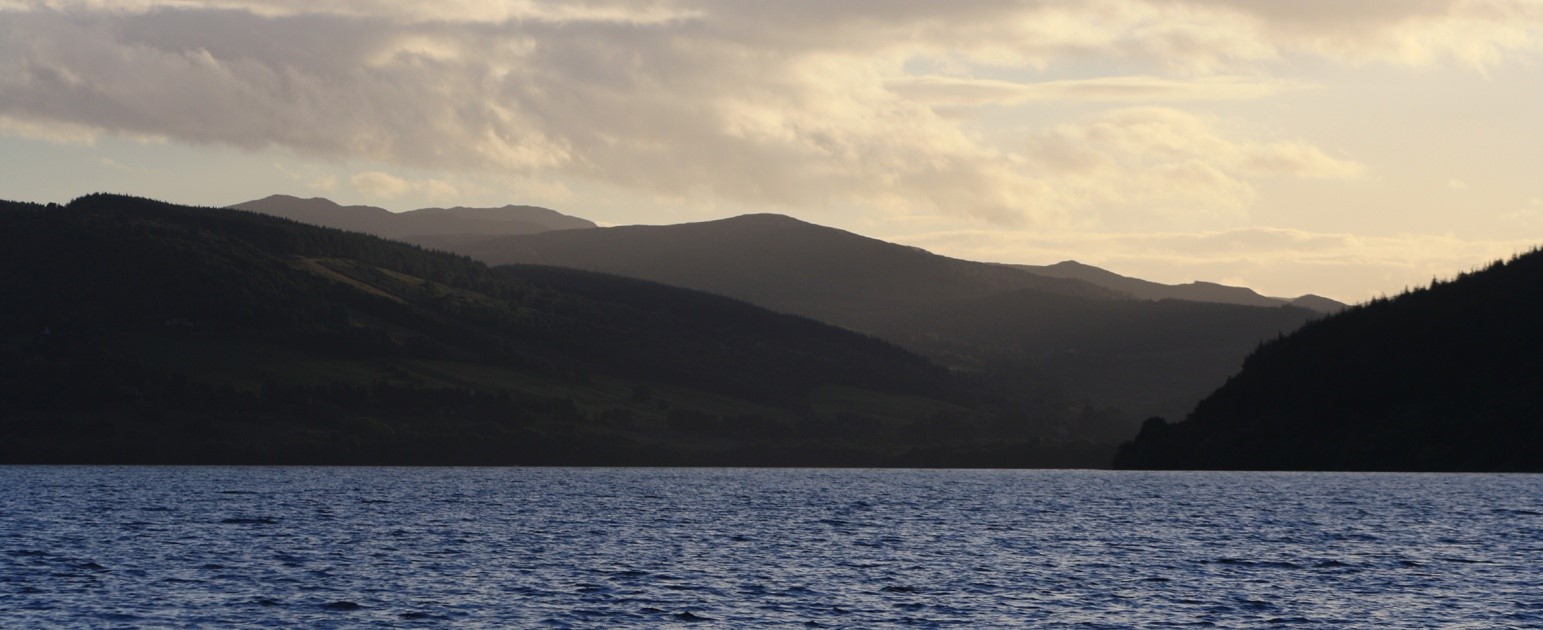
[1,467,1540,627]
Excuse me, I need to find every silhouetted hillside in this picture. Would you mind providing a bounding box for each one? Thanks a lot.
[0,195,1106,467]
[1114,251,1543,471]
[452,215,1321,429]
[1287,294,1346,313]
[457,214,1120,327]
[871,290,1320,421]
[1014,261,1345,313]
[229,195,596,244]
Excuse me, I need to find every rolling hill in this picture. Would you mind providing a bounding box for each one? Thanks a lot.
[0,195,1108,467]
[446,214,1323,429]
[1113,250,1543,471]
[453,213,1121,327]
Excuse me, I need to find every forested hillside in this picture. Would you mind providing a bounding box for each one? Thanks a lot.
[0,195,1110,466]
[1115,250,1543,471]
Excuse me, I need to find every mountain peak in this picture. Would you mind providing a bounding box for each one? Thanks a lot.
[256,193,333,205]
[1047,260,1090,268]
[234,194,378,214]
[713,213,816,227]
[1288,294,1347,312]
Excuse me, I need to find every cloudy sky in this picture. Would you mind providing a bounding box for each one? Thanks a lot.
[4,0,1543,301]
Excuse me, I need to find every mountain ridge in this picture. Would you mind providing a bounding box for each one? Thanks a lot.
[453,213,1129,331]
[444,213,1323,430]
[217,199,1334,436]
[229,194,597,243]
[1013,260,1345,312]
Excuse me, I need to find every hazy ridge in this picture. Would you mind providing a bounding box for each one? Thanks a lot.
[1013,260,1345,313]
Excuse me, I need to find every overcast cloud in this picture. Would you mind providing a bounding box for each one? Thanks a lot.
[5,0,1540,226]
[4,0,1543,299]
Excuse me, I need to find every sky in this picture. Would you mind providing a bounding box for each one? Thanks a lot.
[4,1,1543,302]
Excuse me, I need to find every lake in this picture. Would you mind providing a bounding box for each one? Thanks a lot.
[1,467,1540,627]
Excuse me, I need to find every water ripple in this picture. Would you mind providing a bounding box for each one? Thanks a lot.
[0,467,1539,628]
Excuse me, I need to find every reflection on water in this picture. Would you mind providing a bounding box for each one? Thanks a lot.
[1,467,1540,627]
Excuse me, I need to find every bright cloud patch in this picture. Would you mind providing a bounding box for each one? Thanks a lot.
[886,75,1304,106]
[350,170,456,201]
[1016,108,1365,225]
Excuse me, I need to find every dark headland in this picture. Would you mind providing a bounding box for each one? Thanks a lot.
[0,194,1108,467]
[1115,248,1543,472]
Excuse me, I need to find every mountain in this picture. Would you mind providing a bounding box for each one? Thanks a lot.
[0,195,1107,467]
[448,214,1323,431]
[1013,260,1346,313]
[1287,294,1347,313]
[452,213,1120,327]
[1113,251,1543,471]
[228,195,597,245]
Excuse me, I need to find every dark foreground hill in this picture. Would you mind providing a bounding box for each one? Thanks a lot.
[1114,250,1543,471]
[0,195,1108,466]
[450,215,1322,430]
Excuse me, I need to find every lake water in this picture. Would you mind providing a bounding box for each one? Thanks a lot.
[1,467,1540,628]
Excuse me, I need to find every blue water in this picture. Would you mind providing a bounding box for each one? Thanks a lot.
[1,468,1540,628]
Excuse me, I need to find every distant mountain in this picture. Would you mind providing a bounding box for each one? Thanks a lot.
[1286,294,1347,313]
[450,214,1322,430]
[453,213,1120,327]
[1013,260,1346,313]
[1114,251,1543,471]
[229,195,596,244]
[0,195,1107,467]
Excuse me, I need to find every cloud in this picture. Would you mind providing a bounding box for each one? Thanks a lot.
[1169,0,1543,69]
[0,1,1531,224]
[0,114,100,144]
[886,75,1306,106]
[275,163,338,193]
[350,170,456,200]
[1503,208,1540,223]
[1447,178,1471,190]
[350,171,409,198]
[1502,197,1543,223]
[6,0,702,24]
[1017,108,1364,224]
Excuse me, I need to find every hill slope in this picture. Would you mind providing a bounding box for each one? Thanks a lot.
[452,215,1321,429]
[1113,251,1543,471]
[0,195,1101,466]
[457,213,1120,327]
